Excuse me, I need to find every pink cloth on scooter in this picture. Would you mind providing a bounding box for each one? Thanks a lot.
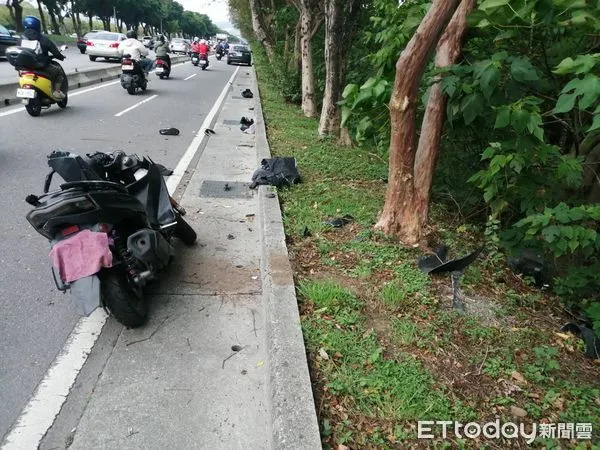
[49,230,113,283]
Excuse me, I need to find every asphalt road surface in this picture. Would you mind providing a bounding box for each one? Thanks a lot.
[0,56,236,440]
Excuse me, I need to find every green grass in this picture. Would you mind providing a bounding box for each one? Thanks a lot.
[253,46,600,448]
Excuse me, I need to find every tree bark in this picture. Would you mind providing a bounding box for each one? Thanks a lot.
[88,13,93,31]
[299,0,317,117]
[374,0,461,245]
[37,0,48,33]
[318,0,360,137]
[249,0,275,62]
[5,1,16,28]
[12,0,24,32]
[413,0,476,228]
[48,7,61,35]
[293,17,301,72]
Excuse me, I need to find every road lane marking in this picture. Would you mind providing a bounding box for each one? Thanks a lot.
[1,308,109,449]
[184,73,197,81]
[166,65,240,193]
[114,94,158,117]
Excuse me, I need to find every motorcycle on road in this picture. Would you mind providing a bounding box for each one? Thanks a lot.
[190,52,200,66]
[6,44,69,117]
[120,54,148,95]
[155,57,171,79]
[199,53,209,70]
[25,150,197,328]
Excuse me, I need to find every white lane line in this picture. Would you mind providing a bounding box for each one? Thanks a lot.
[114,94,158,117]
[1,308,109,450]
[166,65,240,193]
[184,73,197,81]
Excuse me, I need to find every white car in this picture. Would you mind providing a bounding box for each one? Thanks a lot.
[86,31,127,61]
[169,38,190,54]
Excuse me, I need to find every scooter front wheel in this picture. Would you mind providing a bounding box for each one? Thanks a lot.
[57,94,68,109]
[25,97,42,117]
[127,85,136,95]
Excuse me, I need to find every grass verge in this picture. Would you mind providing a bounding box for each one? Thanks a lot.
[253,48,600,449]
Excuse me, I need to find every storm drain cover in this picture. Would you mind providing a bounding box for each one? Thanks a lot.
[223,119,240,125]
[199,180,254,199]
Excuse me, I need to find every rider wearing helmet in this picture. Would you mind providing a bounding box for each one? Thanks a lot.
[191,37,201,54]
[118,30,154,75]
[21,15,66,99]
[198,39,210,56]
[154,34,171,69]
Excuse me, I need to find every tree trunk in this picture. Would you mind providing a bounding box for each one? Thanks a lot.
[413,0,476,228]
[12,0,24,32]
[37,0,48,33]
[48,7,60,35]
[249,0,275,62]
[88,13,93,31]
[318,0,360,137]
[299,0,316,117]
[5,1,16,28]
[374,0,461,245]
[292,17,302,72]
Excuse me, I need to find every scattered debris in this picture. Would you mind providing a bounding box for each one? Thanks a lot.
[418,246,482,274]
[508,249,551,288]
[231,345,243,351]
[242,88,253,98]
[240,116,254,131]
[227,234,235,240]
[222,345,248,368]
[126,316,168,345]
[561,323,600,359]
[241,369,248,375]
[266,192,276,198]
[324,215,354,228]
[318,348,329,360]
[159,127,179,136]
[224,183,231,191]
[249,157,301,189]
[204,128,216,135]
[243,123,256,134]
[302,226,311,237]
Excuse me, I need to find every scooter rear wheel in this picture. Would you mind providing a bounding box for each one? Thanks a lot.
[127,85,136,95]
[100,268,147,328]
[25,97,42,117]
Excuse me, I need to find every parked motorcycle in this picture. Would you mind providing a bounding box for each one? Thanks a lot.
[25,150,197,328]
[190,52,199,66]
[120,54,148,95]
[5,44,68,117]
[155,57,171,79]
[199,53,209,70]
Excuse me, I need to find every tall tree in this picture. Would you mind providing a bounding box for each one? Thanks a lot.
[318,0,361,137]
[374,0,461,244]
[36,0,49,33]
[297,0,321,117]
[249,0,275,62]
[6,0,25,31]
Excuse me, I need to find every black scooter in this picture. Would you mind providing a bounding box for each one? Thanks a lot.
[25,150,196,328]
[190,52,199,66]
[120,54,148,95]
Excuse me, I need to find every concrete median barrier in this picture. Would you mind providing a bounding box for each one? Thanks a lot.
[0,54,188,108]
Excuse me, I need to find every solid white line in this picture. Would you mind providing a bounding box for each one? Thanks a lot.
[166,65,240,193]
[1,308,109,450]
[69,79,120,97]
[114,94,158,117]
[184,73,197,81]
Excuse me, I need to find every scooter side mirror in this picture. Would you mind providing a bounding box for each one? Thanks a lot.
[60,44,68,51]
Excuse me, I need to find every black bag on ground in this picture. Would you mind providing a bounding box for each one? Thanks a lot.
[249,157,300,189]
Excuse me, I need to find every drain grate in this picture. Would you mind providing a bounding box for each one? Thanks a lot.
[223,119,240,125]
[199,180,254,199]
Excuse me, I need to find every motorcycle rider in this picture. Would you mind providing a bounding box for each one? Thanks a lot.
[190,36,201,55]
[118,30,154,75]
[21,15,66,99]
[198,39,210,58]
[154,34,171,70]
[215,40,224,57]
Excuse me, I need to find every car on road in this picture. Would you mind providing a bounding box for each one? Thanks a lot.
[76,30,99,54]
[86,31,127,61]
[227,44,251,66]
[0,24,20,57]
[169,37,190,54]
[142,36,154,49]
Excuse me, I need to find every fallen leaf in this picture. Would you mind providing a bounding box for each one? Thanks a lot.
[338,445,349,450]
[256,360,264,368]
[319,348,330,360]
[554,332,572,340]
[511,371,527,384]
[510,406,528,418]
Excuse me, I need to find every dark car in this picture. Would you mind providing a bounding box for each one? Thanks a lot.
[0,24,20,57]
[76,31,100,54]
[227,44,251,66]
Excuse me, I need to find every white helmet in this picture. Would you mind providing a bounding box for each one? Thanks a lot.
[193,36,199,42]
[200,39,206,44]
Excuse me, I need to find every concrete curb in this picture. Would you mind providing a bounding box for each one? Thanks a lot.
[251,69,322,449]
[0,54,188,108]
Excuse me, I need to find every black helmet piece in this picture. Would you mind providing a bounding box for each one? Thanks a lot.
[126,30,137,39]
[23,16,42,33]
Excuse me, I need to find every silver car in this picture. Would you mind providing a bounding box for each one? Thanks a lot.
[169,38,190,54]
[86,32,127,61]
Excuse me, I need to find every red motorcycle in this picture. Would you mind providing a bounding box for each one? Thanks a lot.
[155,57,171,79]
[199,53,209,70]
